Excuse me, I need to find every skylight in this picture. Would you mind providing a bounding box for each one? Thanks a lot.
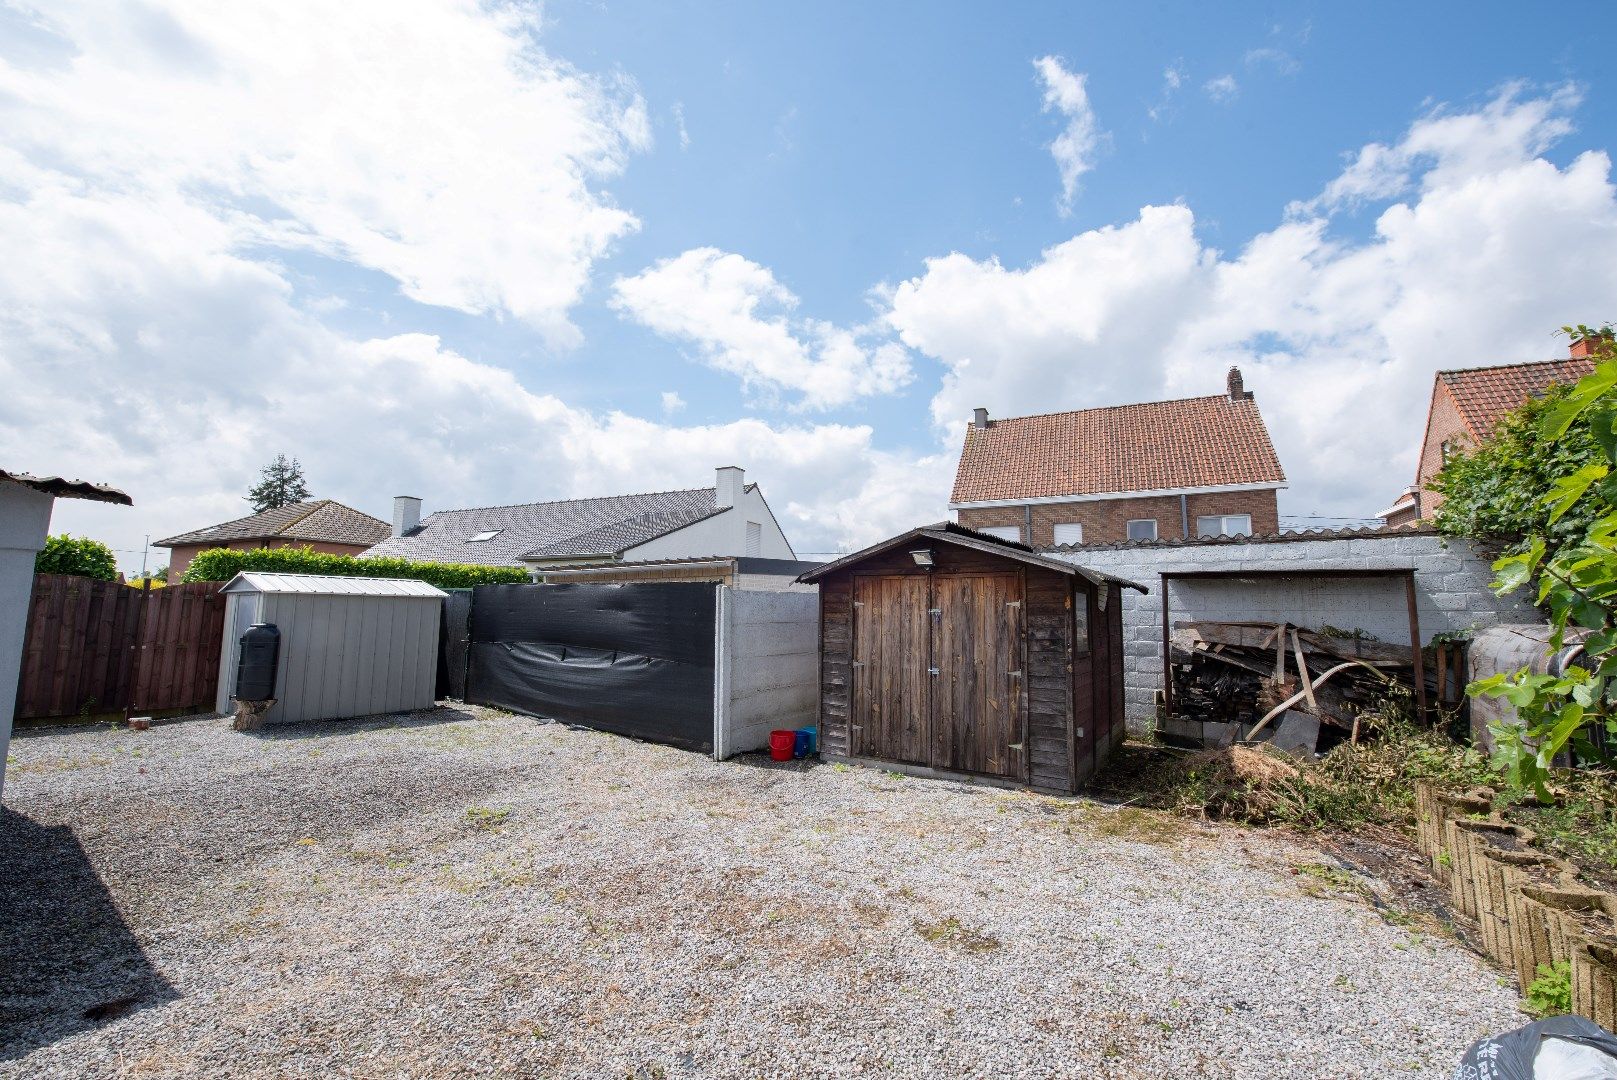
[467,530,501,543]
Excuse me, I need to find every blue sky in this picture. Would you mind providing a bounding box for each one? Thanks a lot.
[4,1,1617,568]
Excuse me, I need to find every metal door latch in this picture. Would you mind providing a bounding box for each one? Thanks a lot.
[1008,741,1024,752]
[928,667,940,675]
[1006,600,1022,609]
[1007,669,1023,677]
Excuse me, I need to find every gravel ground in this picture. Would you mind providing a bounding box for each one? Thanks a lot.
[1,705,1522,1078]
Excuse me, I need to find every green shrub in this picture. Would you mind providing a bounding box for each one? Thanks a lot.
[34,534,118,580]
[180,545,528,589]
[1526,960,1572,1018]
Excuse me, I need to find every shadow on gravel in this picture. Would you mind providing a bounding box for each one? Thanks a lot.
[0,808,177,1061]
[236,702,484,741]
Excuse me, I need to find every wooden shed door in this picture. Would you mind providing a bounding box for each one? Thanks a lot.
[931,574,1025,779]
[851,576,930,765]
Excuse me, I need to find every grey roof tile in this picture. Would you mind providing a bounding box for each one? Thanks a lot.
[362,486,741,567]
[157,500,389,547]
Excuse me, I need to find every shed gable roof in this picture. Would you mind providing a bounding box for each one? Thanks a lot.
[157,499,389,548]
[1436,357,1596,443]
[221,572,446,597]
[362,486,746,567]
[950,394,1285,504]
[796,522,1147,593]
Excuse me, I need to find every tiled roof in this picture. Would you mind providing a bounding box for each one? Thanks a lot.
[1438,358,1596,442]
[156,500,389,547]
[950,393,1286,504]
[362,487,742,567]
[1,468,131,505]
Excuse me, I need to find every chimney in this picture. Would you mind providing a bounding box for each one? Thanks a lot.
[973,407,989,430]
[1227,366,1248,401]
[1570,335,1610,360]
[715,466,744,509]
[392,495,421,538]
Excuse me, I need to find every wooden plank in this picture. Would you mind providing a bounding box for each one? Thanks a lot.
[852,575,929,766]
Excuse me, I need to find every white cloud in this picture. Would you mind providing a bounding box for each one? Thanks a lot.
[0,1,939,568]
[1204,75,1239,103]
[672,102,691,150]
[1033,55,1102,213]
[660,391,686,414]
[611,248,912,410]
[0,189,943,563]
[885,87,1617,520]
[0,0,650,347]
[1293,82,1580,216]
[1148,63,1186,124]
[1244,47,1300,75]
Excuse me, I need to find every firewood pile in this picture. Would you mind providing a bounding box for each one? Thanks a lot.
[1164,620,1420,757]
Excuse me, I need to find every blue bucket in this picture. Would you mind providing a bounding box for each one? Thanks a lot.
[792,729,812,758]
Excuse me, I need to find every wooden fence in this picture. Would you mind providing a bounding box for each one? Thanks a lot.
[15,575,227,721]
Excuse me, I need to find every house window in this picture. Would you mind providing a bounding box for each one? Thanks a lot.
[1052,522,1084,546]
[467,530,501,543]
[745,521,762,557]
[1125,519,1157,542]
[977,525,1022,542]
[1195,514,1252,538]
[1440,439,1457,464]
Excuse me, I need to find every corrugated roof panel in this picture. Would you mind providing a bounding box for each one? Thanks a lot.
[221,572,448,597]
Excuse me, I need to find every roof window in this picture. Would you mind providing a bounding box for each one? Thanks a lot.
[467,530,501,543]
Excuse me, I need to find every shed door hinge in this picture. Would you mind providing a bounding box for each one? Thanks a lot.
[928,608,941,615]
[1075,727,1085,739]
[1006,600,1022,609]
[1007,669,1023,678]
[928,667,940,675]
[1008,742,1024,752]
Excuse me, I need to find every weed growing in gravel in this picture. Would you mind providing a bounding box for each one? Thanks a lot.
[914,916,999,952]
[1081,805,1189,845]
[465,806,510,830]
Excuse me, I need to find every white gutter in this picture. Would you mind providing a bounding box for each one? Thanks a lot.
[950,480,1286,511]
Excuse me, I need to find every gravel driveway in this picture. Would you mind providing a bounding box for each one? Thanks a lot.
[2,705,1521,1078]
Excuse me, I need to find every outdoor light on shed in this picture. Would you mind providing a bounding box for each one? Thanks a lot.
[909,549,934,567]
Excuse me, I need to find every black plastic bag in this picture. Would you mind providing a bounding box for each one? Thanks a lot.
[1455,1016,1617,1079]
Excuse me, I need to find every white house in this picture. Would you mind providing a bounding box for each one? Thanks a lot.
[0,469,131,798]
[362,466,797,570]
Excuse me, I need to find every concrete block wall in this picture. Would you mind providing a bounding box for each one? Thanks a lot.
[1050,531,1541,734]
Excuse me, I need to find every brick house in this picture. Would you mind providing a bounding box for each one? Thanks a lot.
[156,499,390,580]
[950,369,1287,547]
[1379,341,1599,527]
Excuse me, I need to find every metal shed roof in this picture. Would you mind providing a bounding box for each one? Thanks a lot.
[220,572,448,597]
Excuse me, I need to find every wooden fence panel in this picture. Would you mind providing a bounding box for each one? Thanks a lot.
[14,576,226,721]
[130,582,226,713]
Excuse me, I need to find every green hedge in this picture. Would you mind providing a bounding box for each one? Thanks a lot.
[35,534,118,580]
[180,545,529,589]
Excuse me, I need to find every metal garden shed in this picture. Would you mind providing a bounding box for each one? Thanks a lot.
[797,523,1146,794]
[215,573,446,725]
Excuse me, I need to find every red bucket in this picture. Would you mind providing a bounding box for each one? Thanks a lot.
[769,729,796,762]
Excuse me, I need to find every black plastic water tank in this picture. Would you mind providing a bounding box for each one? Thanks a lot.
[235,623,280,701]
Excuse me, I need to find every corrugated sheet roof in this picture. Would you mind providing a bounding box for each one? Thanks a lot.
[950,393,1286,504]
[363,486,742,567]
[1438,358,1596,442]
[221,572,447,597]
[1,469,132,505]
[157,499,389,547]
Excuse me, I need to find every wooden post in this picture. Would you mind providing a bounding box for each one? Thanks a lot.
[1160,576,1172,717]
[1405,571,1429,724]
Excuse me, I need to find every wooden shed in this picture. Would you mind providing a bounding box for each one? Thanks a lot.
[797,523,1146,794]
